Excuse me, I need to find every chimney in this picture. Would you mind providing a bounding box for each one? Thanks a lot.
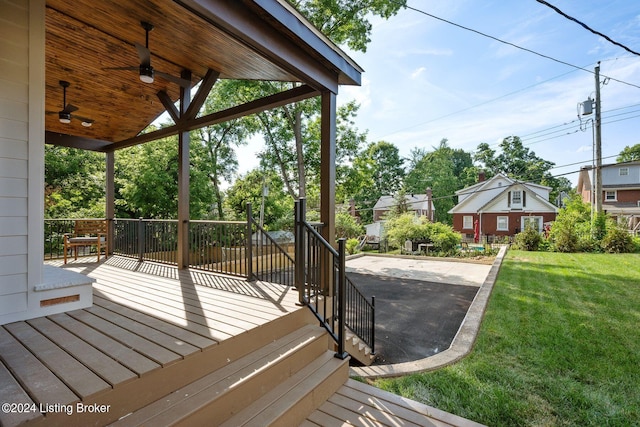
[425,187,433,221]
[478,170,486,183]
[349,199,358,221]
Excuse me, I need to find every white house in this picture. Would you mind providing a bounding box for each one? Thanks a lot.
[449,173,558,239]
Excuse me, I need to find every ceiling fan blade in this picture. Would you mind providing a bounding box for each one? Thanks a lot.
[155,71,192,88]
[64,104,79,113]
[71,114,94,123]
[103,66,138,71]
[46,111,56,115]
[135,42,151,67]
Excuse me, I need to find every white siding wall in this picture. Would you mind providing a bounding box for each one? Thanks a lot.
[0,0,45,324]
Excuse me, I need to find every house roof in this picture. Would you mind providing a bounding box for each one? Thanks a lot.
[44,0,362,151]
[373,194,435,212]
[449,174,556,214]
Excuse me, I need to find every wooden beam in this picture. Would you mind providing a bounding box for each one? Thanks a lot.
[110,84,319,151]
[320,90,336,246]
[184,68,220,120]
[177,70,191,270]
[45,131,112,152]
[157,90,180,123]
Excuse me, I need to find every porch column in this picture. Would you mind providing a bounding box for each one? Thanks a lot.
[320,90,336,297]
[106,151,115,254]
[177,70,191,269]
[320,90,336,245]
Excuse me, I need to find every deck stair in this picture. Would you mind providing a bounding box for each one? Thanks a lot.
[345,329,375,366]
[111,322,348,426]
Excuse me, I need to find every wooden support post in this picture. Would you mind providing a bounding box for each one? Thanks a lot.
[320,91,336,297]
[106,151,115,255]
[177,70,192,269]
[246,203,253,281]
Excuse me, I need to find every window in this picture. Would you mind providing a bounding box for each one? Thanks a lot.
[605,191,616,201]
[463,215,473,229]
[619,167,629,176]
[511,190,522,205]
[522,216,542,233]
[497,216,508,231]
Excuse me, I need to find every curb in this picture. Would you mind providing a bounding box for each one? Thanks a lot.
[350,245,508,379]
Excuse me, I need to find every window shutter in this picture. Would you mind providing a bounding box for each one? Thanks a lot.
[523,191,527,207]
[507,191,511,207]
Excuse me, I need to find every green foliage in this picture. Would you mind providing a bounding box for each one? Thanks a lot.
[115,137,214,219]
[342,140,405,224]
[513,225,542,251]
[45,146,105,218]
[474,136,570,203]
[345,238,360,255]
[548,193,594,252]
[384,212,460,253]
[617,143,640,162]
[601,220,634,253]
[404,139,476,224]
[335,212,364,240]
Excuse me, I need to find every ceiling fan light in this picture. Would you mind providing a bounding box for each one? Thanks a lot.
[81,121,93,127]
[139,66,154,83]
[59,112,71,124]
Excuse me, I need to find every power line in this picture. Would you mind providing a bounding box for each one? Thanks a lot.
[535,0,640,57]
[396,1,640,90]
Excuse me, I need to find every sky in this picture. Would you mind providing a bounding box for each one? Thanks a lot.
[239,0,640,186]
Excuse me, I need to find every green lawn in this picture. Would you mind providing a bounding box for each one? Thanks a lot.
[374,251,640,426]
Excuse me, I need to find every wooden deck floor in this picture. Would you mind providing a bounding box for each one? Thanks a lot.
[1,256,302,426]
[1,256,484,426]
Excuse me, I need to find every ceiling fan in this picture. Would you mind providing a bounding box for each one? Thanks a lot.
[105,21,191,88]
[46,80,94,127]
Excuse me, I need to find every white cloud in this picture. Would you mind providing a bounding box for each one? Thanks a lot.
[411,67,426,79]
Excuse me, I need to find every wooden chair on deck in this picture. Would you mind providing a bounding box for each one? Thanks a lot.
[63,219,108,264]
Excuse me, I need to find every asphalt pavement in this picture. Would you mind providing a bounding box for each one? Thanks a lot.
[345,255,492,365]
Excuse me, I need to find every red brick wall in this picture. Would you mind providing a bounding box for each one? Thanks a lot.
[453,212,556,236]
[604,189,640,204]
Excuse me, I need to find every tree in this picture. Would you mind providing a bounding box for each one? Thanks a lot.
[224,168,293,230]
[238,1,406,202]
[115,136,214,219]
[194,80,260,219]
[617,143,640,162]
[45,146,105,218]
[405,139,476,224]
[342,140,405,223]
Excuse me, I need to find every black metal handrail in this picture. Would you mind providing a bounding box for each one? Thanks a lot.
[294,198,375,358]
[188,220,248,277]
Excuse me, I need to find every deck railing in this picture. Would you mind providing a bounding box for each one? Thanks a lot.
[45,211,375,354]
[247,205,296,287]
[188,220,248,278]
[294,198,375,357]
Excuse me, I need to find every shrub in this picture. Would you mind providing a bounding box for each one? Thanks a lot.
[335,212,364,240]
[384,212,460,254]
[601,222,634,253]
[345,238,360,255]
[633,236,640,253]
[552,226,578,252]
[514,225,542,251]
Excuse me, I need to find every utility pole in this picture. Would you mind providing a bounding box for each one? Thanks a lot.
[594,62,603,215]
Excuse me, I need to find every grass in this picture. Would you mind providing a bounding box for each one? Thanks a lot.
[374,251,640,426]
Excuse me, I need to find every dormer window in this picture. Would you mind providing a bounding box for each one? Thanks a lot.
[508,190,526,209]
[512,190,522,205]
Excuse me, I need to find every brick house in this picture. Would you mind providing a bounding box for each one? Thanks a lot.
[577,161,640,233]
[449,174,558,239]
